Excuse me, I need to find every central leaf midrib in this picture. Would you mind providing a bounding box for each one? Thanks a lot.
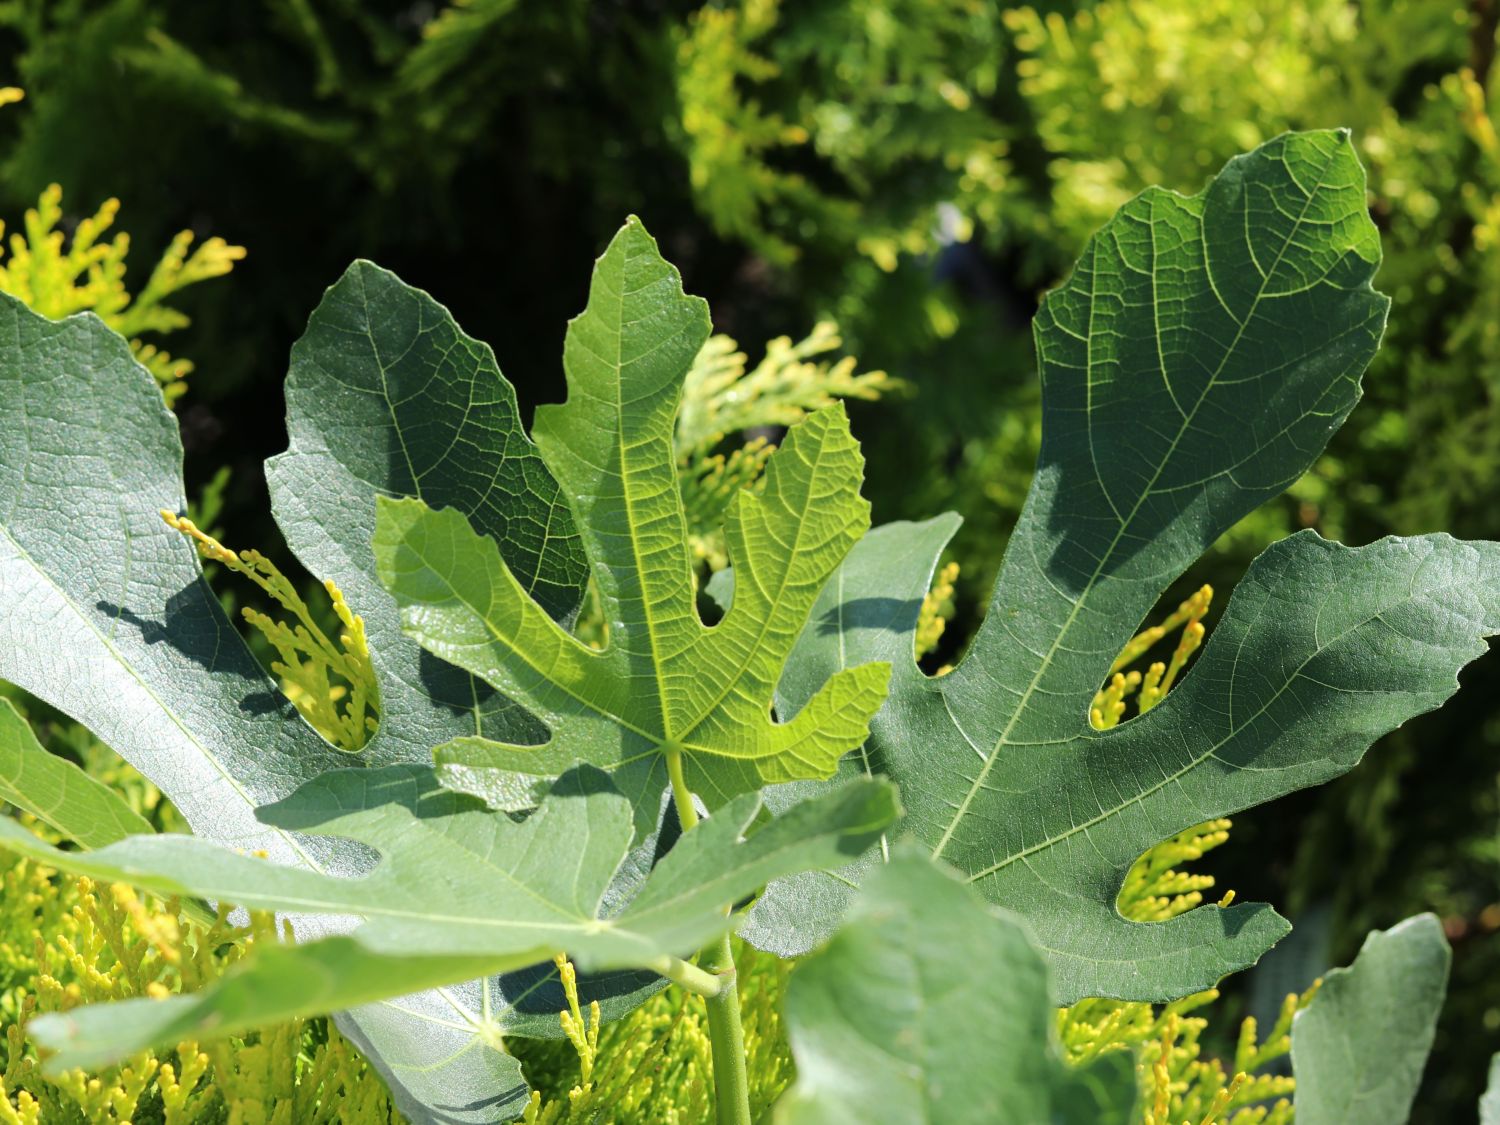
[608,240,684,745]
[359,268,423,496]
[930,144,1340,862]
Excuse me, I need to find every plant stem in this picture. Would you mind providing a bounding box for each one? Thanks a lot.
[643,953,722,998]
[664,748,753,1125]
[666,745,699,828]
[699,931,751,1125]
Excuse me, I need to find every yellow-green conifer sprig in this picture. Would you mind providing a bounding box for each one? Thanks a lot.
[674,322,899,571]
[520,941,792,1123]
[0,89,243,406]
[0,186,245,404]
[160,511,379,750]
[0,846,396,1122]
[915,561,960,661]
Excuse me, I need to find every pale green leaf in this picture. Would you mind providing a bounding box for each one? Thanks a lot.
[7,768,898,1070]
[375,218,891,824]
[0,698,152,848]
[1291,914,1450,1125]
[27,939,507,1074]
[775,845,1135,1125]
[1481,1054,1500,1124]
[752,131,1500,1001]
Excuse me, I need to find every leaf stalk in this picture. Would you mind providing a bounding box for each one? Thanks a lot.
[642,953,723,998]
[664,747,753,1125]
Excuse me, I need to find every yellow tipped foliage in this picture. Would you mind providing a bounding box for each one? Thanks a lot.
[1051,581,1313,1123]
[915,561,959,661]
[520,942,792,1123]
[675,321,898,570]
[0,183,243,405]
[0,845,395,1122]
[160,512,379,750]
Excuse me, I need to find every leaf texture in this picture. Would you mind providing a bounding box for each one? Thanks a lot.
[750,131,1500,1001]
[774,846,1135,1125]
[1291,914,1450,1125]
[375,218,891,827]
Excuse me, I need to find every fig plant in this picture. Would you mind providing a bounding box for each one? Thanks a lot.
[0,130,1495,1124]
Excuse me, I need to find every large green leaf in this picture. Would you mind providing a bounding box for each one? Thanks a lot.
[750,130,1500,1001]
[0,299,348,858]
[265,262,650,1107]
[1291,914,1449,1125]
[0,278,593,1121]
[4,767,898,1070]
[266,260,589,763]
[0,698,152,848]
[774,846,1135,1125]
[375,218,891,827]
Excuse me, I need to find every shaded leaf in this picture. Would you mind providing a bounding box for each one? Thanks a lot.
[266,260,589,763]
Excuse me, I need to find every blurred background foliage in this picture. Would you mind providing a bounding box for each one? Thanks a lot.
[0,0,1497,1119]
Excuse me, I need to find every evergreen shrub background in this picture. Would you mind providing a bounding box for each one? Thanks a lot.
[0,2,1497,1119]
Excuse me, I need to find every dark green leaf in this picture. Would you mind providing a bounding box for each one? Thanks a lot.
[266,260,589,763]
[752,132,1500,1002]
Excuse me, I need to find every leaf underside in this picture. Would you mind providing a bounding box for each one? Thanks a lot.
[1291,913,1450,1125]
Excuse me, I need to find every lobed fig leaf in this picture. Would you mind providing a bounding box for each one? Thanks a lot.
[375,219,891,830]
[747,130,1500,1003]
